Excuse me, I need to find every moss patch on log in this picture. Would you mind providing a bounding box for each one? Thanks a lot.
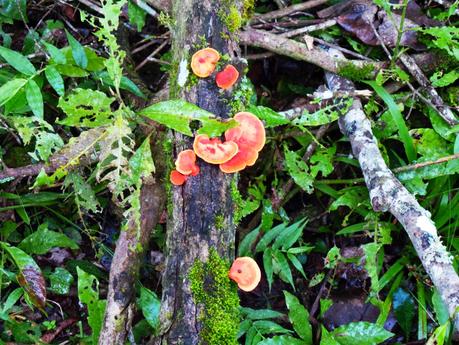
[337,62,375,81]
[189,249,239,345]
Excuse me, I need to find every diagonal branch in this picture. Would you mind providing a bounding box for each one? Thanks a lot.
[325,49,459,332]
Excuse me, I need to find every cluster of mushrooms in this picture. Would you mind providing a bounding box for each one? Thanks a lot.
[169,48,266,186]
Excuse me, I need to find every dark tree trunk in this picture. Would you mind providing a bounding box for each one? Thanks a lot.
[155,0,243,344]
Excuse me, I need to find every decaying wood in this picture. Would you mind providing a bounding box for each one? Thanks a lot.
[99,172,165,344]
[253,0,329,22]
[325,49,459,332]
[154,0,241,344]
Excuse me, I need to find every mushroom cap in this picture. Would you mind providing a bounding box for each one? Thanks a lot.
[193,134,239,164]
[225,112,266,152]
[175,149,197,175]
[170,170,187,186]
[190,164,200,176]
[216,65,239,90]
[191,48,221,78]
[228,257,261,292]
[219,144,258,173]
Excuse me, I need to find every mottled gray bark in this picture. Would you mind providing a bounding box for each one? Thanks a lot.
[325,49,459,332]
[154,1,241,344]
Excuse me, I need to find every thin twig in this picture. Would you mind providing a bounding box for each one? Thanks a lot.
[135,39,169,71]
[279,19,337,38]
[253,0,329,22]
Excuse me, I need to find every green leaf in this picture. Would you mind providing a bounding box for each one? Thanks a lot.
[0,46,36,75]
[252,320,292,335]
[55,64,89,77]
[0,78,27,106]
[63,172,100,213]
[287,253,306,279]
[430,70,459,88]
[284,148,314,193]
[362,242,380,294]
[25,79,43,119]
[19,223,79,255]
[240,307,284,320]
[292,99,352,127]
[320,326,340,345]
[128,0,147,31]
[57,88,115,127]
[393,288,415,339]
[431,289,449,326]
[139,287,161,331]
[364,80,416,162]
[272,218,307,250]
[273,250,294,289]
[94,71,145,98]
[331,321,394,345]
[255,223,287,252]
[65,30,88,69]
[284,291,312,343]
[0,288,23,319]
[138,99,238,137]
[257,335,307,345]
[42,41,67,64]
[238,226,260,257]
[48,267,74,295]
[248,105,290,128]
[45,66,65,96]
[77,267,106,344]
[263,247,274,291]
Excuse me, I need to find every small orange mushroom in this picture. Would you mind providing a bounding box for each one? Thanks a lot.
[191,48,220,78]
[193,134,239,164]
[216,65,239,90]
[175,149,197,175]
[225,112,266,152]
[190,164,200,176]
[170,170,187,186]
[228,257,261,292]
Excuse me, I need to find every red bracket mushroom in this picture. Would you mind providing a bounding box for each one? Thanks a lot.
[220,112,266,173]
[193,134,239,164]
[175,149,198,175]
[170,170,187,186]
[228,257,261,292]
[216,65,239,90]
[191,48,220,78]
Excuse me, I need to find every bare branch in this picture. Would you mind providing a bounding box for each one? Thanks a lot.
[253,0,329,22]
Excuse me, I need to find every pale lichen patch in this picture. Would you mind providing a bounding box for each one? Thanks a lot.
[416,215,437,236]
[177,58,189,87]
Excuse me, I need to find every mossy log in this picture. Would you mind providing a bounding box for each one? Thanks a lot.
[153,1,244,344]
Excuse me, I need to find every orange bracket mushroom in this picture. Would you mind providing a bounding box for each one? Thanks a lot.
[193,134,238,164]
[170,170,187,186]
[228,257,261,292]
[220,112,266,173]
[191,48,220,78]
[175,149,198,175]
[216,65,239,90]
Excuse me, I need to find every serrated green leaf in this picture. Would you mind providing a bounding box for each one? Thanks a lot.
[272,218,307,250]
[25,79,43,119]
[58,88,114,127]
[284,148,314,193]
[138,99,237,137]
[284,291,312,343]
[0,46,36,75]
[45,66,65,96]
[19,223,79,254]
[0,78,27,106]
[273,250,294,289]
[331,321,394,345]
[256,223,287,252]
[287,253,306,279]
[65,30,88,69]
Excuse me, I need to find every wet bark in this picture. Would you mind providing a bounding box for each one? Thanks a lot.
[154,1,242,344]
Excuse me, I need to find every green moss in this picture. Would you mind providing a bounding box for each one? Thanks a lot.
[230,179,243,225]
[242,0,255,21]
[337,62,375,81]
[215,214,225,230]
[189,249,240,345]
[158,12,174,29]
[229,76,256,113]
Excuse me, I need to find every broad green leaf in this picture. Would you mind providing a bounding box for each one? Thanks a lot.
[284,291,312,343]
[42,41,67,64]
[432,289,449,325]
[48,267,74,295]
[257,335,307,345]
[128,0,147,31]
[0,46,36,75]
[77,267,106,344]
[62,46,105,72]
[0,78,27,106]
[364,80,416,162]
[273,250,294,289]
[0,242,46,309]
[65,30,88,68]
[25,79,43,119]
[320,299,333,318]
[249,105,290,128]
[426,322,450,345]
[252,320,292,335]
[30,131,64,161]
[320,326,340,345]
[238,319,252,338]
[331,321,394,345]
[55,64,89,77]
[58,88,115,127]
[95,71,145,98]
[19,223,79,254]
[292,99,352,127]
[0,0,27,22]
[393,288,415,339]
[240,307,284,320]
[238,226,260,257]
[263,247,274,290]
[45,66,65,96]
[139,287,161,331]
[138,99,238,137]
